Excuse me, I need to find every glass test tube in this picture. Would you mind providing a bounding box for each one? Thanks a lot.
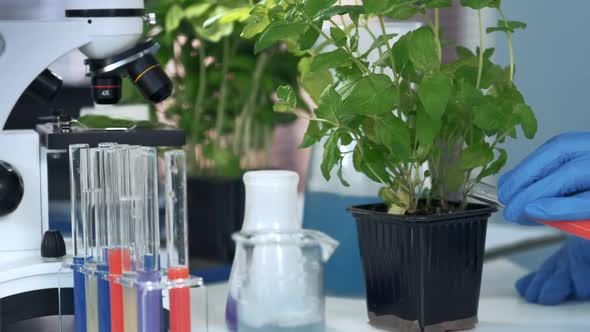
[165,150,191,332]
[122,147,141,332]
[106,145,126,332]
[70,144,90,332]
[137,147,162,332]
[97,143,115,332]
[85,148,103,332]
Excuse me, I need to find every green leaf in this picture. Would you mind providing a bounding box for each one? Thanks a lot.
[184,3,212,19]
[487,20,527,34]
[425,0,453,8]
[165,5,184,32]
[195,19,234,42]
[473,98,508,131]
[409,27,440,73]
[321,132,340,180]
[298,57,333,103]
[339,131,353,146]
[313,5,364,20]
[459,143,494,170]
[363,0,391,14]
[416,107,441,144]
[315,86,342,123]
[203,7,250,28]
[255,21,308,53]
[298,26,320,50]
[456,46,475,59]
[242,4,271,39]
[341,74,396,115]
[456,80,484,107]
[418,73,452,120]
[300,121,322,148]
[398,79,417,115]
[460,0,500,9]
[350,33,359,52]
[480,149,508,177]
[330,27,347,47]
[361,33,398,58]
[304,0,338,17]
[310,49,352,71]
[374,114,412,161]
[385,4,419,20]
[514,104,537,139]
[274,85,297,113]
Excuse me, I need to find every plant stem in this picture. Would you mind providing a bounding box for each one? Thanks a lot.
[190,40,208,172]
[434,9,442,63]
[378,16,398,83]
[233,52,270,154]
[338,0,346,26]
[215,38,230,142]
[499,9,515,81]
[364,24,383,58]
[476,9,484,89]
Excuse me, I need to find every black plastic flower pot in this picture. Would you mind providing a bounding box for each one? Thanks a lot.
[187,176,245,263]
[348,203,497,332]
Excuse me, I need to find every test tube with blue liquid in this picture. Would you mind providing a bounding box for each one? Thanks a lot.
[165,150,192,332]
[136,147,162,332]
[69,144,90,332]
[97,143,116,332]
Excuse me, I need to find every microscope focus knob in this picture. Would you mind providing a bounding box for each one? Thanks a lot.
[0,161,24,217]
[41,230,66,260]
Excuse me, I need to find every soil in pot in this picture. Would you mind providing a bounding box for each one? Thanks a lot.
[349,203,497,332]
[187,176,245,263]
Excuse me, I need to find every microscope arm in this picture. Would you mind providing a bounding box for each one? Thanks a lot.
[0,20,91,130]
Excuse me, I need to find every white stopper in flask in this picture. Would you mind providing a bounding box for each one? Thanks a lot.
[241,170,301,232]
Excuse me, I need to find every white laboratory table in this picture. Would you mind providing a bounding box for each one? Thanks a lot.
[194,257,590,332]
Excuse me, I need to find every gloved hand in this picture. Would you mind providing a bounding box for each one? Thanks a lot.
[499,132,590,225]
[516,236,590,305]
[499,132,590,305]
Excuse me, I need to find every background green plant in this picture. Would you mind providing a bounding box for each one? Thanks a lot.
[129,0,303,177]
[248,0,537,214]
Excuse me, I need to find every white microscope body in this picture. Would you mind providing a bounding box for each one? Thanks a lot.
[0,0,165,311]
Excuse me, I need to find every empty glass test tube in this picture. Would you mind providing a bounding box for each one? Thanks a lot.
[70,144,90,332]
[165,150,191,332]
[136,147,162,332]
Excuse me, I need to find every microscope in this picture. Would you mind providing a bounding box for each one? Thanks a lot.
[0,0,184,327]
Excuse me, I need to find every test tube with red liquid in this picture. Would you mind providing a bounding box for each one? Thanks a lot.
[165,150,191,332]
[105,146,127,332]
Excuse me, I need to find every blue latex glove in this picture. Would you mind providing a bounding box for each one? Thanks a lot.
[498,132,590,225]
[516,237,590,305]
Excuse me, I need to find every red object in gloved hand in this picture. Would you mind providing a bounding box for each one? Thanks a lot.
[537,220,590,240]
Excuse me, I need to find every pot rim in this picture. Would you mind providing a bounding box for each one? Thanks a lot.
[348,202,497,224]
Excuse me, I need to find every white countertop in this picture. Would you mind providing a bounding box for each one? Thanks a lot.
[192,258,590,332]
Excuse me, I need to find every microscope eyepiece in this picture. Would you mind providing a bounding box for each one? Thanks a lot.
[127,53,172,104]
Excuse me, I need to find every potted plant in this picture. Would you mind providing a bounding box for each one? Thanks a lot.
[139,0,304,262]
[246,0,535,331]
